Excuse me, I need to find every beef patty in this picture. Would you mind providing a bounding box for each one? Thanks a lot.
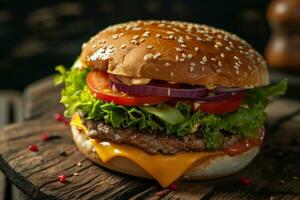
[85,120,241,155]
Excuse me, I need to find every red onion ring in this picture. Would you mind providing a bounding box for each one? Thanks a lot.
[112,81,208,99]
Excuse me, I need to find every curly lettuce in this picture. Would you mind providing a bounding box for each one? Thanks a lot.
[55,65,287,150]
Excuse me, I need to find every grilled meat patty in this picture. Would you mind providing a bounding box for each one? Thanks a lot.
[85,120,241,155]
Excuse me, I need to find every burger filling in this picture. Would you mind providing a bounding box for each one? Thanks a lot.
[85,120,242,154]
[55,63,287,152]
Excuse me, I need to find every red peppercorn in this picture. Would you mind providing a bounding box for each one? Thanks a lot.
[54,113,64,122]
[240,176,251,186]
[28,144,38,152]
[168,182,178,190]
[54,113,69,126]
[58,175,67,183]
[41,132,49,141]
[63,119,70,125]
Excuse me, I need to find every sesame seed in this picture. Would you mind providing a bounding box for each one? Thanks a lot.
[170,72,174,77]
[156,34,161,38]
[132,27,142,31]
[158,23,165,27]
[143,31,150,37]
[108,45,114,49]
[190,62,196,67]
[179,58,185,62]
[214,44,219,49]
[167,31,174,34]
[189,66,194,72]
[133,35,139,40]
[187,54,193,59]
[202,56,207,62]
[73,172,79,176]
[234,65,239,70]
[201,66,205,72]
[168,35,174,39]
[144,53,153,61]
[167,88,171,96]
[130,39,139,45]
[175,55,179,61]
[140,38,145,42]
[234,56,240,60]
[200,61,205,65]
[194,47,199,52]
[218,61,222,67]
[112,34,119,40]
[176,47,182,52]
[220,53,225,58]
[216,41,223,46]
[178,38,185,44]
[225,46,231,51]
[153,53,161,59]
[147,45,153,49]
[119,33,124,37]
[165,62,170,67]
[211,57,216,61]
[182,53,187,58]
[216,69,221,73]
[181,44,187,48]
[236,70,240,75]
[186,35,192,40]
[108,48,115,53]
[172,28,180,32]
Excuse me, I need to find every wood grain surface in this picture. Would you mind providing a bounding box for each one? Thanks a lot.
[0,77,299,200]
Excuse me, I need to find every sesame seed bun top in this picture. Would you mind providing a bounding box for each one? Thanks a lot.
[80,20,269,88]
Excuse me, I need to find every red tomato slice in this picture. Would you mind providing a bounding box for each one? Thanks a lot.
[87,71,172,106]
[199,92,244,114]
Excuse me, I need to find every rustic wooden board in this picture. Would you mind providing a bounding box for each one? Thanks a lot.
[0,98,299,200]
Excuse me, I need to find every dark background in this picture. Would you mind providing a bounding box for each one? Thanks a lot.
[0,0,272,90]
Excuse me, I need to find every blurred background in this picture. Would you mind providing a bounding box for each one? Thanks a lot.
[2,0,299,91]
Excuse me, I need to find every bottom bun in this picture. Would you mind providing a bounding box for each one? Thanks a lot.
[71,125,259,181]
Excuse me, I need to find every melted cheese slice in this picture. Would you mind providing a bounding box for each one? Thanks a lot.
[71,113,222,187]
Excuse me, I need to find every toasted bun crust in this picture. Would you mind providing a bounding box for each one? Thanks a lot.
[71,125,260,181]
[80,20,269,88]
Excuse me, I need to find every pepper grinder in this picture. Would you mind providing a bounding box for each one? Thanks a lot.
[265,0,300,69]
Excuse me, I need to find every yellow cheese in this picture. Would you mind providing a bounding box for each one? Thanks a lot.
[71,113,222,187]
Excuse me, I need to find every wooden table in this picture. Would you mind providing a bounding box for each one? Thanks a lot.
[0,77,299,200]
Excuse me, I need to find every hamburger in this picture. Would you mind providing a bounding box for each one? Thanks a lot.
[55,20,287,187]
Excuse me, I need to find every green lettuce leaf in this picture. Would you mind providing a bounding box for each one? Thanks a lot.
[55,65,287,150]
[141,104,185,125]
